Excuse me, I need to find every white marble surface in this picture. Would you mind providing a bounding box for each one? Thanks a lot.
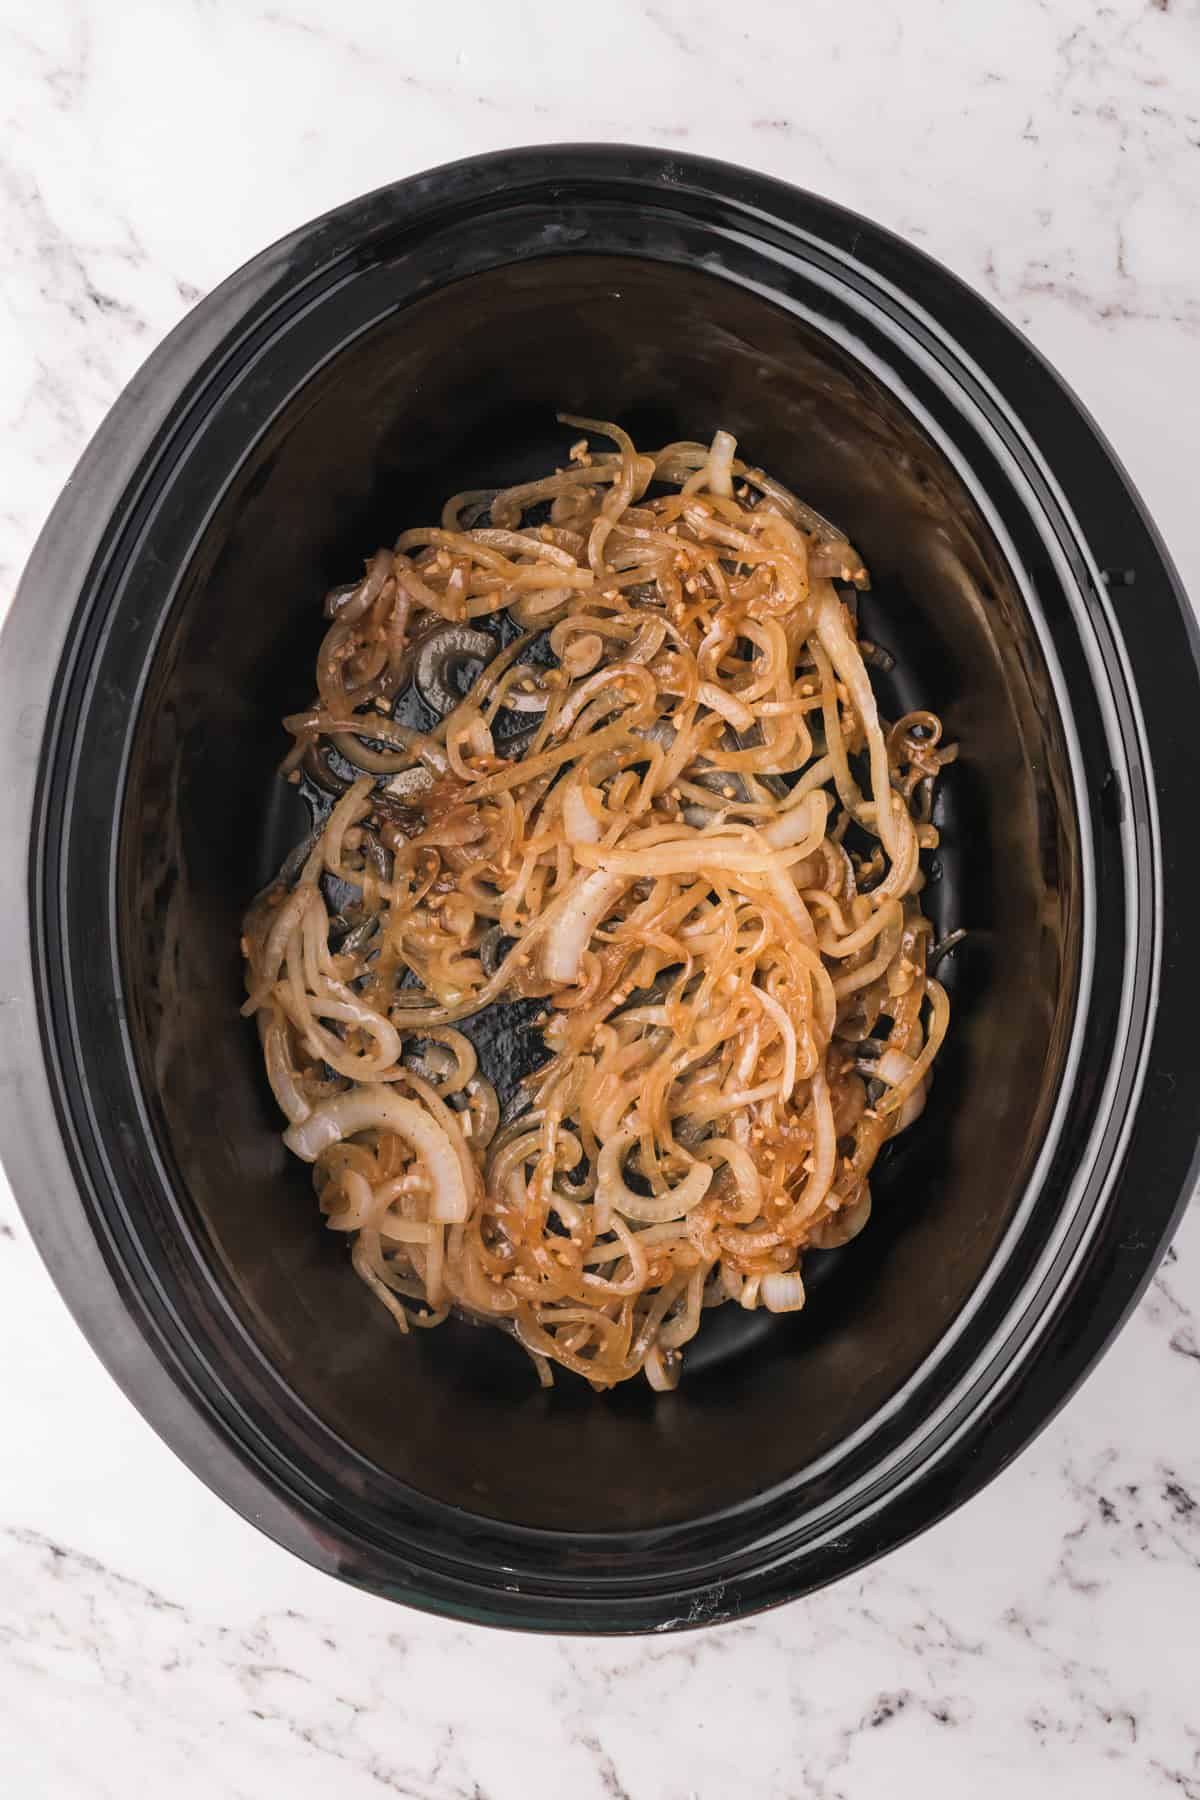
[2,0,1199,1793]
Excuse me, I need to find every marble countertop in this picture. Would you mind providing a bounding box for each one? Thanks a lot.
[2,1,1199,1794]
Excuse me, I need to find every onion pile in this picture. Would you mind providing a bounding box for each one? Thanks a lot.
[241,418,957,1389]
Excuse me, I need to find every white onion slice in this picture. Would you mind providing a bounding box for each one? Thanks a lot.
[874,1050,928,1130]
[596,1130,713,1224]
[542,869,628,982]
[643,1345,681,1391]
[763,791,826,850]
[755,988,798,1101]
[561,782,603,845]
[815,582,900,863]
[262,1012,310,1123]
[283,1089,470,1222]
[761,1271,806,1313]
[698,1137,762,1223]
[697,681,755,733]
[706,429,737,498]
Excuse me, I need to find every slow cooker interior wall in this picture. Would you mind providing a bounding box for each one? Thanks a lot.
[122,256,1076,1530]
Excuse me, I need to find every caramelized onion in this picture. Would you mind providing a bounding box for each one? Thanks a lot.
[243,421,954,1389]
[284,1089,470,1222]
[542,870,630,983]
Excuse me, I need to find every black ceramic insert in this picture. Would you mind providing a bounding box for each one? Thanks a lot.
[1,146,1196,1633]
